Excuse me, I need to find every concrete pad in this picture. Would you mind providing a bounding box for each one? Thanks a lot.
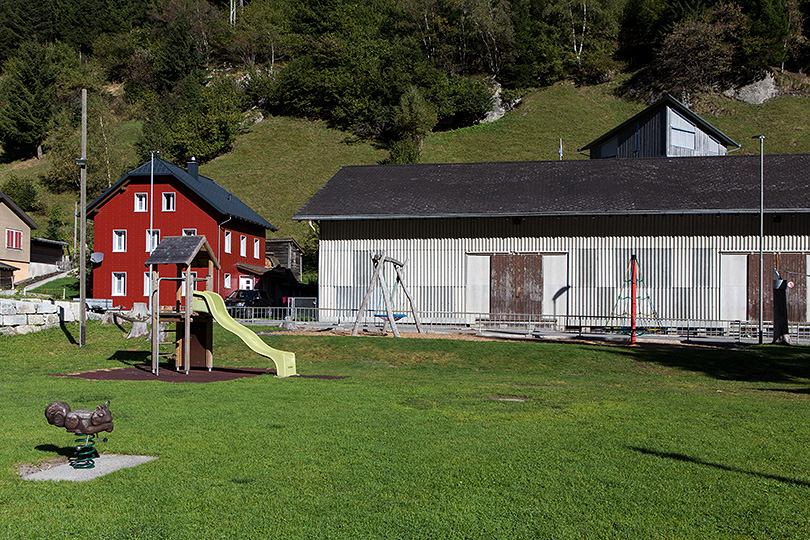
[22,454,157,482]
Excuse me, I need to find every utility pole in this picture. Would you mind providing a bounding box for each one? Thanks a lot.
[76,89,88,347]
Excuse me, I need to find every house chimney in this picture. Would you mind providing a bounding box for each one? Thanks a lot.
[187,157,198,179]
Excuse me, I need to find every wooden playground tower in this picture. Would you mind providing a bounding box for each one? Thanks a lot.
[144,236,221,375]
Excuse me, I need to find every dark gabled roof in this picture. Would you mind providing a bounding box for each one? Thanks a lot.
[144,235,221,269]
[294,154,810,221]
[87,158,275,230]
[0,191,37,229]
[578,94,740,152]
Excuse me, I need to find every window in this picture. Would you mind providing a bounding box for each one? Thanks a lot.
[224,273,231,289]
[146,229,160,252]
[162,192,176,212]
[240,235,247,257]
[254,238,261,259]
[670,111,696,150]
[134,193,148,212]
[238,275,253,290]
[5,229,22,250]
[144,272,153,297]
[112,272,126,296]
[224,231,231,253]
[182,228,197,236]
[113,230,126,252]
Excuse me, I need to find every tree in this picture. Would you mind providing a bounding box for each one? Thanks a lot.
[1,174,38,212]
[387,86,438,163]
[654,16,734,97]
[0,42,56,159]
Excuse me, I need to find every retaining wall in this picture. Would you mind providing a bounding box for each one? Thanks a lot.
[0,298,101,335]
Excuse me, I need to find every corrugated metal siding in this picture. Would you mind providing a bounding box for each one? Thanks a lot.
[319,214,810,322]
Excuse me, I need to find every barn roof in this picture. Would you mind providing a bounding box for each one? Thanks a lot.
[578,94,740,153]
[294,154,810,221]
[87,158,275,230]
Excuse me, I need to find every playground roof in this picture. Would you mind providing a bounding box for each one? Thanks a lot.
[144,236,221,269]
[294,153,810,221]
[87,158,275,230]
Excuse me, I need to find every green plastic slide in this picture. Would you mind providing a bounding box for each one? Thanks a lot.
[192,291,297,377]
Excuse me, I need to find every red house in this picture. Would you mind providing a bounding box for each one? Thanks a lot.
[87,158,275,310]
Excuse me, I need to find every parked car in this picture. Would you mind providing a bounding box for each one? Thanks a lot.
[224,289,272,317]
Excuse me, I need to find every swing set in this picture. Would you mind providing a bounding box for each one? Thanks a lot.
[352,251,423,337]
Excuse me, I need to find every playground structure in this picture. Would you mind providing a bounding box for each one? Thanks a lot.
[352,251,423,337]
[145,236,296,377]
[608,254,664,343]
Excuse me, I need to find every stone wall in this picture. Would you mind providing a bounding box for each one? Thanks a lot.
[0,298,101,335]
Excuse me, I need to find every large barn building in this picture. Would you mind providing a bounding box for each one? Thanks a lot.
[295,98,809,332]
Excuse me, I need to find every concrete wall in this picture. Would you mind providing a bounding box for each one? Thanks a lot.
[0,298,100,335]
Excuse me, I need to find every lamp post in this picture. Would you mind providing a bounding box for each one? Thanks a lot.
[148,150,159,314]
[752,135,765,344]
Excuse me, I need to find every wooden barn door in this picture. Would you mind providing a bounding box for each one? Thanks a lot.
[490,254,543,314]
[747,253,807,322]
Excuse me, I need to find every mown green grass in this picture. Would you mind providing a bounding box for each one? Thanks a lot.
[26,276,79,300]
[1,323,809,539]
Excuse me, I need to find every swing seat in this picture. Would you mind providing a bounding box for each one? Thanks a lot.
[374,313,406,321]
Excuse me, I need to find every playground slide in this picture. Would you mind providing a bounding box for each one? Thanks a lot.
[192,291,297,377]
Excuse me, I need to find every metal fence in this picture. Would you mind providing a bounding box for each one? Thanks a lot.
[224,303,810,344]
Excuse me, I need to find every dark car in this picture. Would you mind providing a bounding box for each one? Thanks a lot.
[224,289,272,316]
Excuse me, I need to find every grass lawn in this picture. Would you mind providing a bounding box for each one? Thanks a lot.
[26,276,79,300]
[2,323,809,539]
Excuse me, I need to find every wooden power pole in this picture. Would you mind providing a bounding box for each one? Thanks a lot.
[77,89,88,346]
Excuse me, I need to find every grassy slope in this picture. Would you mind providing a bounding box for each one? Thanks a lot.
[1,323,809,539]
[4,83,810,243]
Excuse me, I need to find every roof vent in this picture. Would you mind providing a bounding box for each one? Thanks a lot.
[187,157,198,179]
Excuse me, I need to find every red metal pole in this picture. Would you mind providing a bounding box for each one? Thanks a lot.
[630,254,637,344]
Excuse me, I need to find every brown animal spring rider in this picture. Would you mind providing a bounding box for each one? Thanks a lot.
[45,400,114,469]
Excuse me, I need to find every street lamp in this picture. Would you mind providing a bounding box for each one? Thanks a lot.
[752,135,764,344]
[148,150,160,315]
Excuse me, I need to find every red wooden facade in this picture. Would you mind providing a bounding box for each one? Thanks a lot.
[88,160,273,310]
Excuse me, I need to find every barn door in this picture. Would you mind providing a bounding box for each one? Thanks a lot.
[490,254,543,314]
[747,253,807,322]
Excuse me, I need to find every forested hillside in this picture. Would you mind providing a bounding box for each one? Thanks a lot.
[0,0,809,255]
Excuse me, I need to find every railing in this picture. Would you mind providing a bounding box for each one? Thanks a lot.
[222,305,810,344]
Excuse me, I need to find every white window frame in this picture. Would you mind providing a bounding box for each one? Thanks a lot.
[224,231,232,253]
[670,111,696,150]
[143,272,153,297]
[146,229,160,252]
[5,229,22,250]
[224,273,232,290]
[238,275,253,290]
[162,192,176,212]
[240,235,247,257]
[112,272,126,296]
[112,230,127,252]
[182,228,197,236]
[134,193,148,212]
[254,238,261,259]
